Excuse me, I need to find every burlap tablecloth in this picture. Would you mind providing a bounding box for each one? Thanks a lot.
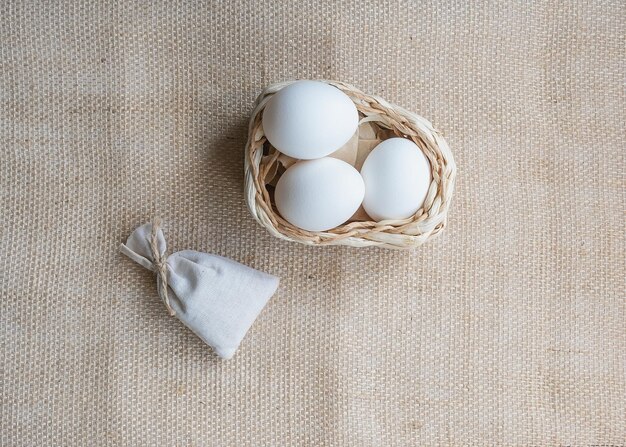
[1,1,624,445]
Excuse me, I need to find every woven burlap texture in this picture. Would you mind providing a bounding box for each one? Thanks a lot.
[1,1,624,446]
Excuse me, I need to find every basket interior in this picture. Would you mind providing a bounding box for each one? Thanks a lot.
[259,115,432,228]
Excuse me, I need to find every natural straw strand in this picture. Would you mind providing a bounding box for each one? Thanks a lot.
[149,219,175,316]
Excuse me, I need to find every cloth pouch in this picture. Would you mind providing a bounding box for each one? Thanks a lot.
[120,221,279,359]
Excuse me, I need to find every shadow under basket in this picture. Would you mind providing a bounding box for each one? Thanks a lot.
[244,80,457,249]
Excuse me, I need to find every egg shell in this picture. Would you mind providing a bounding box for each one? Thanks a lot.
[361,137,432,221]
[262,80,359,160]
[274,157,365,232]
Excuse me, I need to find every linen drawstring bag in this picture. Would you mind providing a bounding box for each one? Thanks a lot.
[120,221,279,359]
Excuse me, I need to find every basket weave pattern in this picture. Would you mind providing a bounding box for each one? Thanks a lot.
[244,80,457,248]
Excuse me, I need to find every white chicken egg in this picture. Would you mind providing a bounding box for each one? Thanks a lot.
[262,80,359,160]
[360,138,432,221]
[274,157,365,232]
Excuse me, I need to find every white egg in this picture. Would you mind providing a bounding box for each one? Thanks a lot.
[361,138,432,221]
[275,157,365,232]
[262,80,359,160]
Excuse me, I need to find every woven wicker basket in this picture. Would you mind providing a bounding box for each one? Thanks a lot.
[244,80,457,248]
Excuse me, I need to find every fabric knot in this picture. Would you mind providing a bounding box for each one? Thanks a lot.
[149,219,175,316]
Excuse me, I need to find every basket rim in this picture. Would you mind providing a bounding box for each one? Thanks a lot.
[244,79,457,249]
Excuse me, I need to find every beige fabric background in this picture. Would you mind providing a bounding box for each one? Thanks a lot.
[1,1,624,445]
